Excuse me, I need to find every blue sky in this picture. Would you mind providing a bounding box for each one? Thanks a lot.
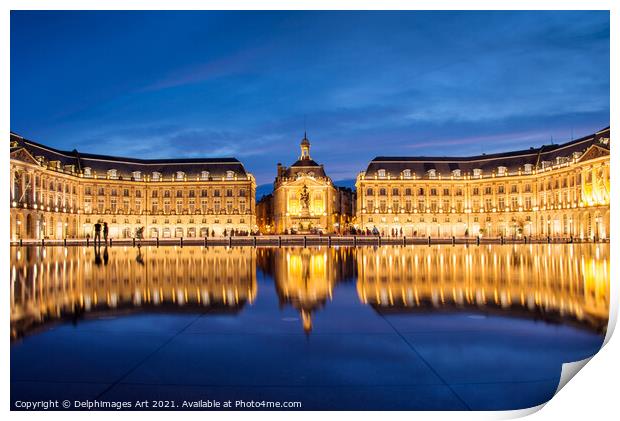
[11,11,609,185]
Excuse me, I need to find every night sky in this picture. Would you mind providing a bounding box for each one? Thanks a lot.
[11,11,609,186]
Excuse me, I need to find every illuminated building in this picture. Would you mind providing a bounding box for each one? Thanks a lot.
[9,133,257,240]
[356,127,610,239]
[261,134,354,234]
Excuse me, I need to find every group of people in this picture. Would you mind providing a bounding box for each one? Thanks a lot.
[92,221,108,244]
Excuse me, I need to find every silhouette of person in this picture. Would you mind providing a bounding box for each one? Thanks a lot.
[94,244,102,266]
[136,244,145,266]
[103,246,109,265]
[94,222,101,244]
[103,222,109,244]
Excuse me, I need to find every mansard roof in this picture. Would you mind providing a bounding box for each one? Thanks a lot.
[10,132,249,179]
[365,127,610,178]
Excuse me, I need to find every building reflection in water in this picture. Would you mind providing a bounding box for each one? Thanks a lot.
[11,244,609,338]
[357,244,609,332]
[10,246,257,338]
[257,247,356,333]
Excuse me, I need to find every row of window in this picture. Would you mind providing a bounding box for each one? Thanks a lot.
[375,155,585,180]
[84,198,248,215]
[83,187,248,198]
[83,168,238,181]
[365,196,536,213]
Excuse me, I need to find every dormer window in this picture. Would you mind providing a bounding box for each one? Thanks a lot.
[452,169,461,177]
[64,164,75,173]
[83,167,92,177]
[226,171,235,180]
[107,169,118,179]
[541,161,552,169]
[473,168,482,177]
[132,171,142,181]
[427,169,437,179]
[152,171,161,181]
[200,171,210,180]
[377,169,386,179]
[403,169,412,179]
[497,166,507,176]
[307,171,315,178]
[524,164,533,174]
[176,171,185,181]
[572,151,583,160]
[556,156,569,165]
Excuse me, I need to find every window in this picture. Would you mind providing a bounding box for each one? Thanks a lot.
[226,189,233,197]
[452,169,461,177]
[123,189,130,197]
[524,164,533,174]
[152,172,161,181]
[214,190,221,197]
[201,171,210,180]
[405,188,412,196]
[176,171,185,181]
[430,188,437,196]
[152,190,158,198]
[83,167,92,177]
[403,169,411,179]
[164,190,171,198]
[417,188,425,196]
[226,171,235,180]
[379,188,387,196]
[366,188,374,196]
[239,189,246,197]
[132,171,142,181]
[443,188,450,196]
[85,187,92,196]
[427,169,437,179]
[392,188,399,196]
[107,169,118,179]
[484,186,492,195]
[201,189,208,197]
[378,169,386,178]
[497,166,507,176]
[176,190,183,198]
[498,185,505,194]
[473,168,482,177]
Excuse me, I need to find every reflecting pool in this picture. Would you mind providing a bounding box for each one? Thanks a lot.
[11,244,609,410]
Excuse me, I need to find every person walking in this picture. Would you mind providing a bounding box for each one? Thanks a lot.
[103,222,109,245]
[94,221,101,245]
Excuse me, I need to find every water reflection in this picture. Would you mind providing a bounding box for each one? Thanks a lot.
[10,244,609,338]
[11,246,256,338]
[356,245,609,331]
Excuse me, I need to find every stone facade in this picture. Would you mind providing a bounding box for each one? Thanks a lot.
[355,127,610,239]
[10,133,256,240]
[268,134,354,234]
